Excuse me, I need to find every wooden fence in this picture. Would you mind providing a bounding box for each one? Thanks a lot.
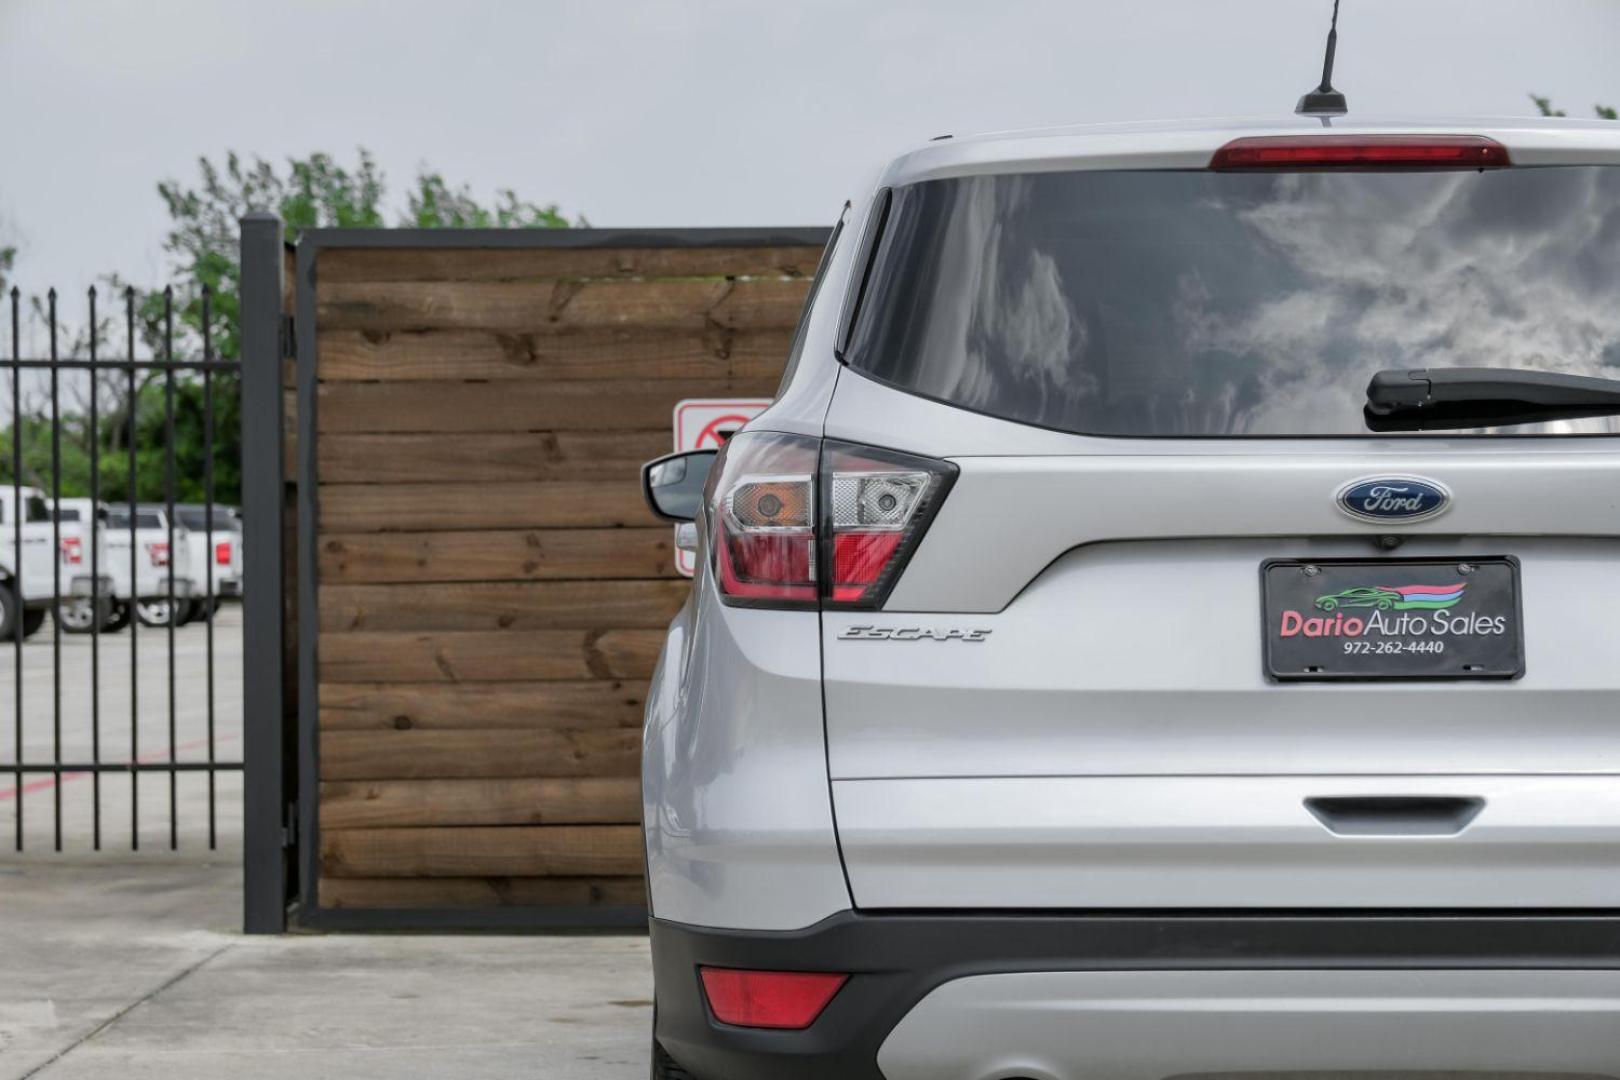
[296,229,828,922]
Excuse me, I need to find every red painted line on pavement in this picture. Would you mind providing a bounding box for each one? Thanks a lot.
[0,732,241,801]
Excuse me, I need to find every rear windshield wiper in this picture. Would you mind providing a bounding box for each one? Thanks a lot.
[1364,367,1620,432]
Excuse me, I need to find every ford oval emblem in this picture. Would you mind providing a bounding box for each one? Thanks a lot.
[1335,475,1451,524]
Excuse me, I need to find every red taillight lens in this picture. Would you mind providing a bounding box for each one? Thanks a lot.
[708,432,820,607]
[698,967,848,1030]
[215,541,232,566]
[147,542,169,567]
[1210,134,1511,170]
[705,432,954,610]
[822,440,955,609]
[61,537,82,564]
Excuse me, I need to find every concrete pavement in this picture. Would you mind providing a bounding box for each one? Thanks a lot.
[0,857,652,1079]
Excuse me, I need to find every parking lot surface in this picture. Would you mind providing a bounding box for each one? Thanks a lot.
[2,609,653,1079]
[1,606,243,854]
[0,858,652,1079]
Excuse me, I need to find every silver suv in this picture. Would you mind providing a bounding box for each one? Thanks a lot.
[640,116,1620,1079]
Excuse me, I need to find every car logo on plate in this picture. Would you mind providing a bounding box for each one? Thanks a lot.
[1334,476,1450,524]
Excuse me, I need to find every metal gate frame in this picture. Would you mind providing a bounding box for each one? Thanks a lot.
[241,213,296,933]
[267,225,829,931]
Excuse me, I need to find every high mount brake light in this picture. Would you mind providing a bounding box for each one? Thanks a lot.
[1210,135,1511,170]
[706,432,956,610]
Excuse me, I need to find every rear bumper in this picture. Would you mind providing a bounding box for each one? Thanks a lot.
[650,911,1620,1080]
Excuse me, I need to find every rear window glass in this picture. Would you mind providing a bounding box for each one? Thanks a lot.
[176,507,241,531]
[53,507,81,522]
[108,510,163,529]
[847,166,1620,437]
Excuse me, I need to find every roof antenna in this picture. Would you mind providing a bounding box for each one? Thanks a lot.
[1296,0,1348,117]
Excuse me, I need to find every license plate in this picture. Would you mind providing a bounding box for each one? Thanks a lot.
[1262,557,1524,681]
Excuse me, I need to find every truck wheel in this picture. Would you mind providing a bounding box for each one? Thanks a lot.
[0,586,16,641]
[135,599,181,627]
[104,601,132,632]
[176,599,203,626]
[21,609,46,638]
[59,596,113,635]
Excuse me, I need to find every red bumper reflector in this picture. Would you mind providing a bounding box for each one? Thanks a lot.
[698,967,848,1030]
[1210,134,1511,170]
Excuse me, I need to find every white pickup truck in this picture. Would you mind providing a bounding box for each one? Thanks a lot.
[50,497,179,633]
[0,486,59,640]
[106,504,203,627]
[174,503,243,610]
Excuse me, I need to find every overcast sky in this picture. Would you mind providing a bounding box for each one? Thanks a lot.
[2,0,1617,303]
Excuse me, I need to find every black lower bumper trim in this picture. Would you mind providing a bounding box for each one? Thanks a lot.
[651,910,1620,1080]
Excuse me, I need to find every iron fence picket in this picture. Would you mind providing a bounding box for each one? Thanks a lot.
[3,282,244,853]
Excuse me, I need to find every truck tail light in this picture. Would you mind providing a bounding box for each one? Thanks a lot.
[706,432,955,610]
[61,537,83,565]
[215,541,233,566]
[698,967,848,1030]
[147,542,169,567]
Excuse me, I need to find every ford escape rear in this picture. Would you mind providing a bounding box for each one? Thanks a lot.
[641,116,1620,1079]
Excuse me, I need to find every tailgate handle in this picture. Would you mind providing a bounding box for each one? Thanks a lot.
[1304,795,1484,837]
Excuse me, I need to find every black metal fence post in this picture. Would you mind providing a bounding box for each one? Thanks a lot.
[240,213,289,933]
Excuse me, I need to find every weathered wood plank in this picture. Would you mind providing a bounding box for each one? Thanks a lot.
[320,528,676,584]
[320,580,687,633]
[319,630,663,682]
[320,777,640,828]
[320,481,656,531]
[318,875,646,909]
[317,278,809,333]
[319,680,646,732]
[317,327,791,382]
[317,244,822,283]
[317,430,670,484]
[320,728,641,781]
[319,825,644,878]
[316,377,777,433]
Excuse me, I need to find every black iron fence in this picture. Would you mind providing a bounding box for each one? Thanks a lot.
[4,282,244,852]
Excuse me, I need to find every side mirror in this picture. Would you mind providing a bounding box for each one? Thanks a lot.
[641,449,718,523]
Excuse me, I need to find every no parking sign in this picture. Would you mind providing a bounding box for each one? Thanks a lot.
[671,398,771,576]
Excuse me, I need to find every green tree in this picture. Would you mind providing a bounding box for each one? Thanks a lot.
[1531,95,1618,120]
[1,150,578,504]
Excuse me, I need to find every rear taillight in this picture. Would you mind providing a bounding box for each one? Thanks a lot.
[822,441,953,608]
[698,967,848,1030]
[215,541,233,565]
[61,537,82,565]
[705,432,955,610]
[1210,134,1511,170]
[147,542,169,567]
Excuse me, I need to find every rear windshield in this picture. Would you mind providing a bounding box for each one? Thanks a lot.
[176,507,241,532]
[108,510,163,530]
[847,166,1620,437]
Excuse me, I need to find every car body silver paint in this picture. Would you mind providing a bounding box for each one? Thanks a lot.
[835,775,1620,909]
[647,115,1620,1061]
[824,537,1620,783]
[642,562,849,930]
[877,970,1620,1080]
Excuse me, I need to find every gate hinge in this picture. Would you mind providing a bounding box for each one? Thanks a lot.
[281,801,298,848]
[278,313,296,359]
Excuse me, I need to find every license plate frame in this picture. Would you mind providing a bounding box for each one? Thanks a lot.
[1261,556,1524,682]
